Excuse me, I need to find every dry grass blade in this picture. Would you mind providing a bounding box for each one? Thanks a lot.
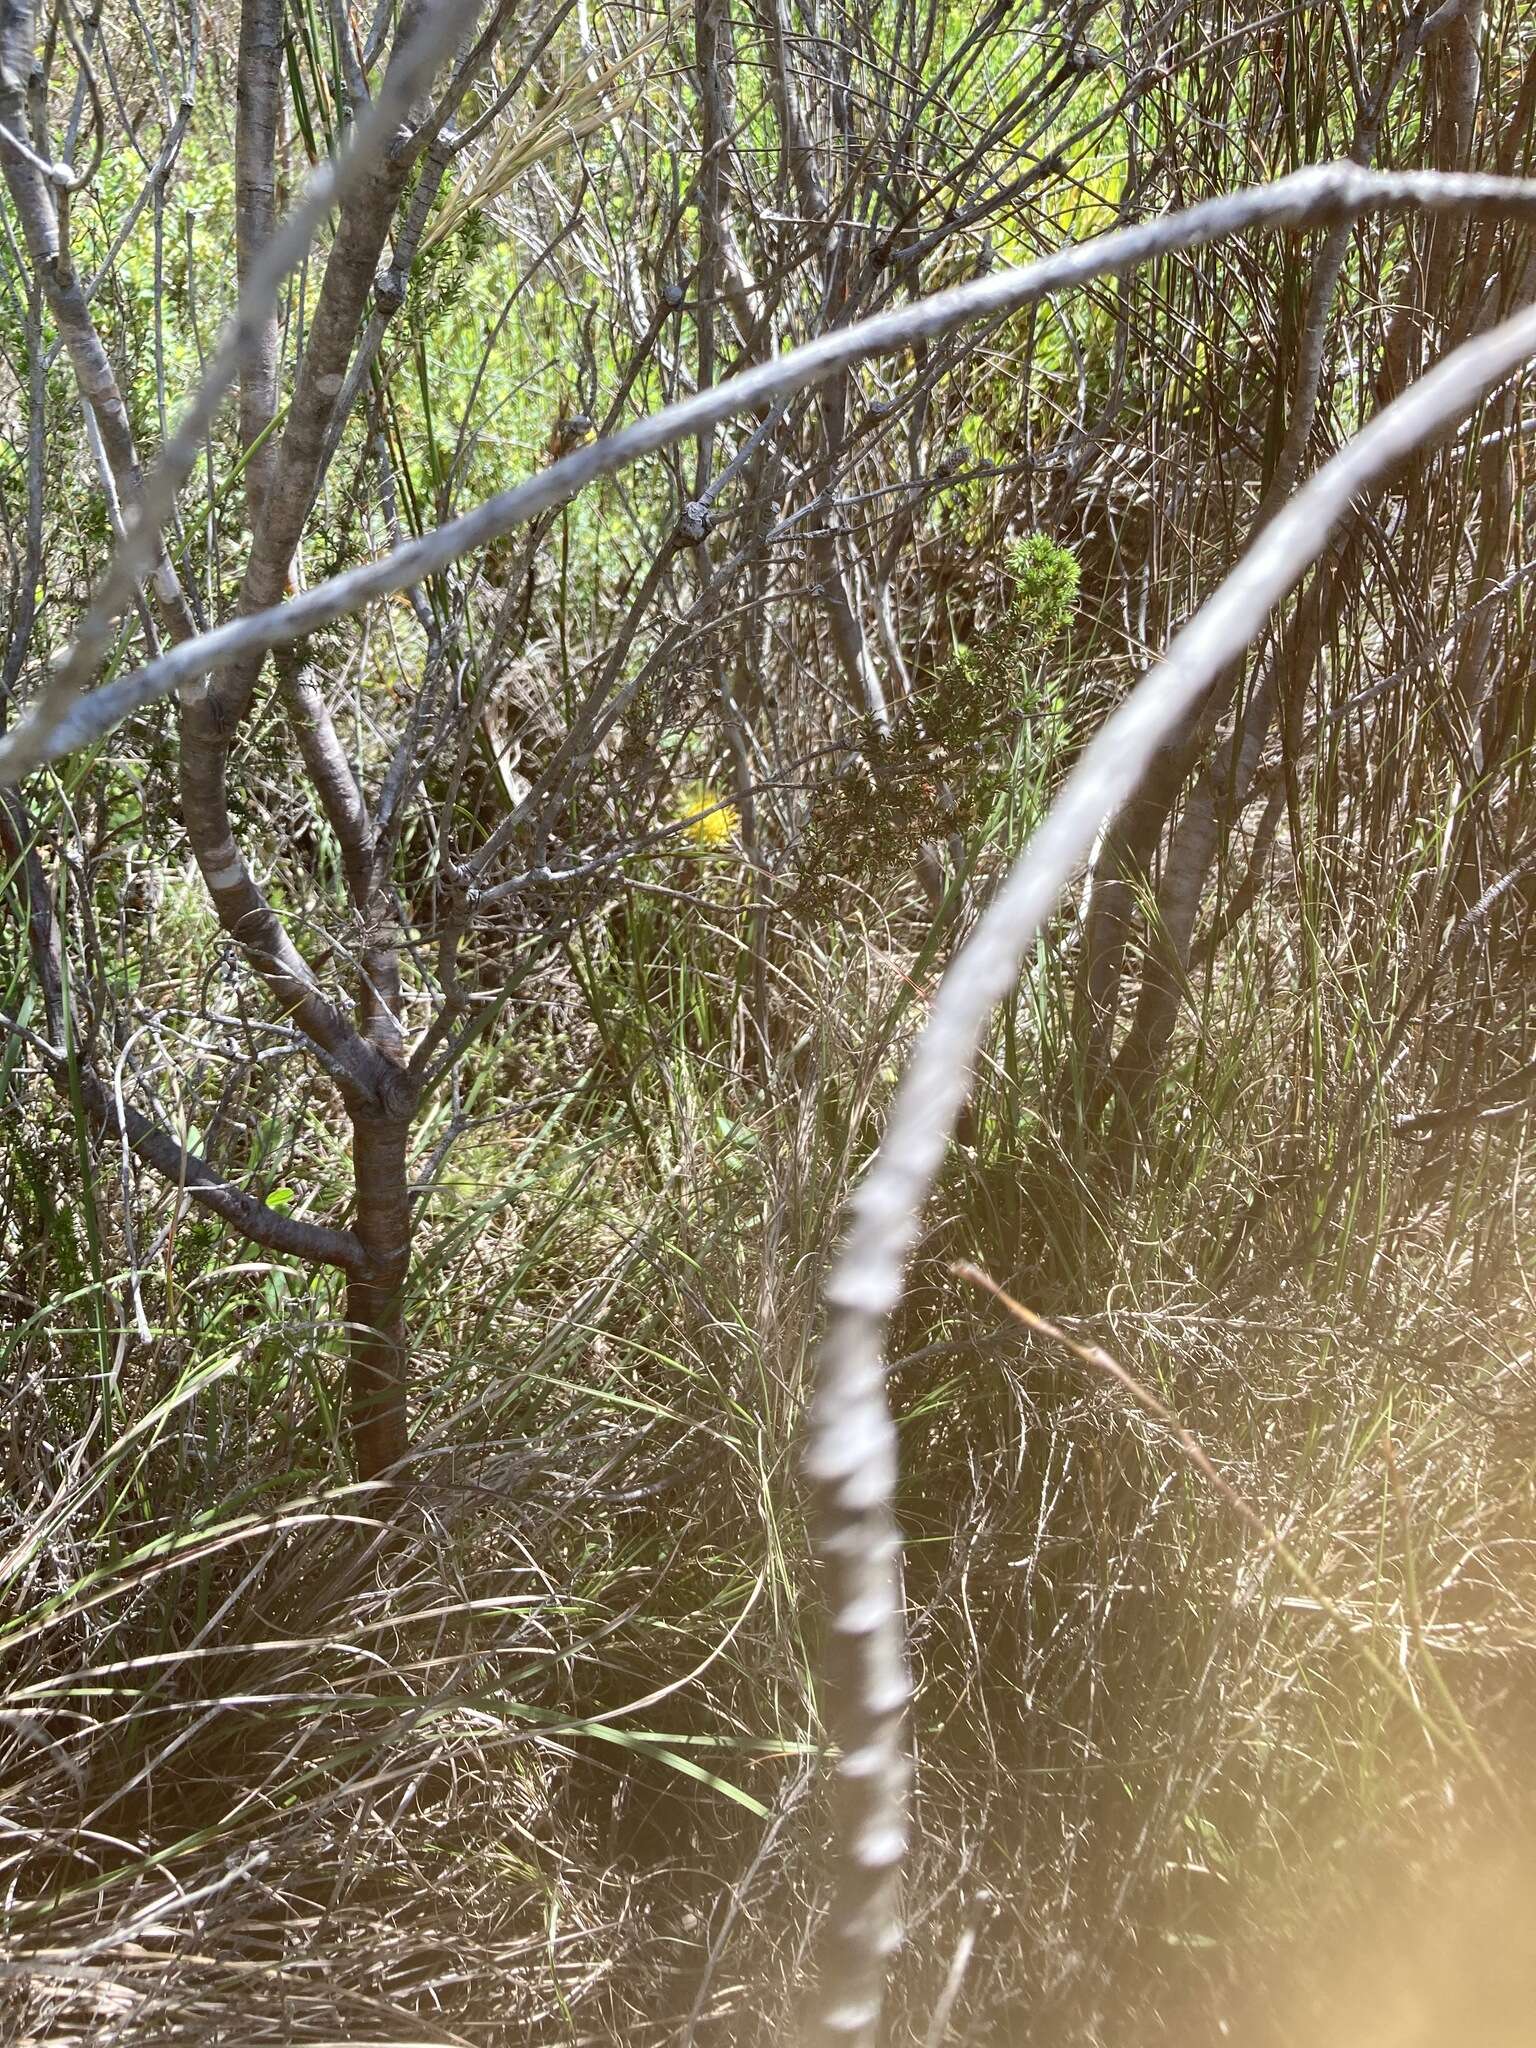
[419,28,666,253]
[950,1262,1507,1805]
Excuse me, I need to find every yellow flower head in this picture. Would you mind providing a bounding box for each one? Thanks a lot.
[674,779,739,850]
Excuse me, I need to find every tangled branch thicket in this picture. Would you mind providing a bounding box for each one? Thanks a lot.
[2,0,1536,2043]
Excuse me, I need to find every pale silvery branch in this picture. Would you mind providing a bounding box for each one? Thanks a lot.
[799,290,1536,2048]
[7,161,1536,780]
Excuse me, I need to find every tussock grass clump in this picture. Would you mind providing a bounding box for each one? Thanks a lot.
[6,875,1534,2042]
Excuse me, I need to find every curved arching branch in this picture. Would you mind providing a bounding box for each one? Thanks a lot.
[798,292,1536,2048]
[6,160,1536,780]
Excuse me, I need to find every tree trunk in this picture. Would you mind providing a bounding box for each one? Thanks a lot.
[347,1108,414,1479]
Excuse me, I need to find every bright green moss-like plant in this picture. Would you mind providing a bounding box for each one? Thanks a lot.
[1006,531,1080,645]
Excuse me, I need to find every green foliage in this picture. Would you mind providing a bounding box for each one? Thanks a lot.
[1005,529,1080,644]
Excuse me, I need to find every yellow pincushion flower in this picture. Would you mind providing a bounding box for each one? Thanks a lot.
[673,779,739,849]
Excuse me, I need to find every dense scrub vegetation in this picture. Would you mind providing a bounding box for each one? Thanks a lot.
[2,0,1535,2041]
